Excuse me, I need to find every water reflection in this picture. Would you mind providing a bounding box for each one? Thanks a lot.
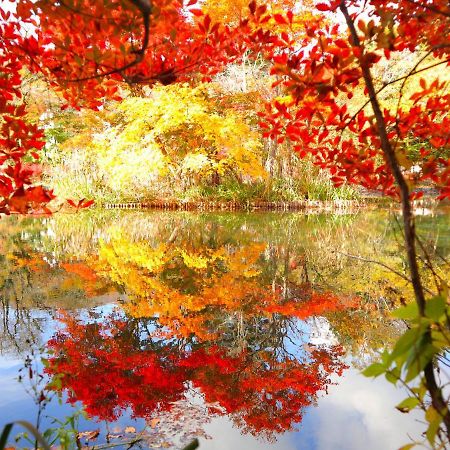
[45,311,345,439]
[0,210,448,448]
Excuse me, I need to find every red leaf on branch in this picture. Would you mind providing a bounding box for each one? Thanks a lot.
[316,3,330,11]
[273,14,288,25]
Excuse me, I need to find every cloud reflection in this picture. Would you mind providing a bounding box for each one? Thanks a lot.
[198,367,422,450]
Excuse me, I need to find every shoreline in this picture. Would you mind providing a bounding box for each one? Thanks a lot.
[101,196,445,212]
[103,199,363,211]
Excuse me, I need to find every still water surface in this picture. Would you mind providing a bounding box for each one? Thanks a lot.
[0,209,448,449]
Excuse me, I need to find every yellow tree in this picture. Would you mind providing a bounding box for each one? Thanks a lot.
[69,83,265,196]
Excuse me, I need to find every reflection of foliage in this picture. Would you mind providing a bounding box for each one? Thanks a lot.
[2,209,448,448]
[5,209,447,360]
[183,346,345,438]
[2,209,448,369]
[47,313,186,422]
[42,216,353,440]
[0,217,81,355]
[45,313,346,439]
[0,216,115,356]
[327,308,406,368]
[94,228,356,342]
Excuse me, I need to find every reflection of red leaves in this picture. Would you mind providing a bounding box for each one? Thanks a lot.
[181,347,241,375]
[187,347,346,436]
[45,315,346,437]
[67,198,95,210]
[263,291,359,319]
[60,262,98,282]
[46,317,186,421]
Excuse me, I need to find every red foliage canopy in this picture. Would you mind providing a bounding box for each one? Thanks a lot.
[255,0,450,198]
[1,0,449,206]
[0,14,54,214]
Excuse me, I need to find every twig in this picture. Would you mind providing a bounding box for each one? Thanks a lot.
[342,58,450,131]
[403,0,450,18]
[333,250,434,295]
[89,438,143,450]
[59,0,153,83]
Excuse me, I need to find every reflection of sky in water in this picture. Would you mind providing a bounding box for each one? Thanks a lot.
[0,305,420,449]
[1,210,446,449]
[199,368,422,450]
[0,365,421,450]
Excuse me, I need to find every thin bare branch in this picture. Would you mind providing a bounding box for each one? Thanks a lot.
[333,250,434,296]
[342,57,450,131]
[403,0,450,18]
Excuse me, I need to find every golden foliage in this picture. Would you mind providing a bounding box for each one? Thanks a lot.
[88,84,265,190]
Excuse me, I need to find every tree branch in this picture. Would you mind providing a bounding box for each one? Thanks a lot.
[59,0,153,83]
[333,250,434,296]
[339,0,450,438]
[343,57,450,131]
[403,0,450,18]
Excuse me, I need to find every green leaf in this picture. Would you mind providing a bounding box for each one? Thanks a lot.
[431,329,450,349]
[385,366,400,384]
[438,281,448,298]
[380,349,390,364]
[395,397,420,413]
[388,326,425,365]
[425,406,439,423]
[405,341,438,382]
[392,302,419,320]
[411,383,427,401]
[0,423,13,450]
[424,405,445,445]
[362,362,386,377]
[1,421,51,450]
[425,295,446,321]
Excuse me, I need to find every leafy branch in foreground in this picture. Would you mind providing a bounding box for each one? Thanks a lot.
[363,288,450,448]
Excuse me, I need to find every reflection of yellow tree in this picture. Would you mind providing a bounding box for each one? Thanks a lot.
[326,307,404,369]
[43,210,449,314]
[14,210,443,359]
[94,228,355,342]
[0,218,104,310]
[294,212,447,309]
[95,230,266,340]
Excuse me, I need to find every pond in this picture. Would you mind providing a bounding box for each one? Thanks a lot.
[0,208,448,449]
